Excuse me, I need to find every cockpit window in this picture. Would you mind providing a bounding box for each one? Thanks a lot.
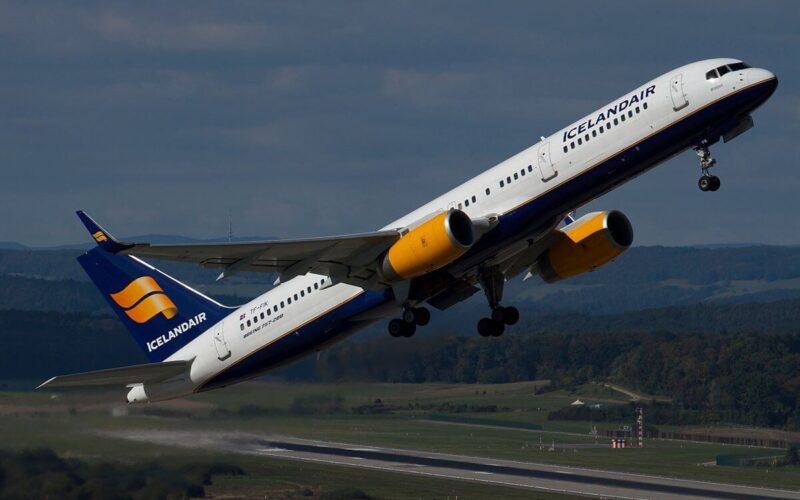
[706,69,719,80]
[717,65,731,77]
[728,62,750,71]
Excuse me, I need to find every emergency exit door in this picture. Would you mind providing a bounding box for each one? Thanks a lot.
[213,324,231,361]
[537,142,557,181]
[670,73,688,111]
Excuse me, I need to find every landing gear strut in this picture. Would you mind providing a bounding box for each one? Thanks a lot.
[695,144,720,192]
[388,306,430,338]
[476,268,519,337]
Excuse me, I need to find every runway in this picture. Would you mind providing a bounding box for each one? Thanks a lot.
[112,430,800,499]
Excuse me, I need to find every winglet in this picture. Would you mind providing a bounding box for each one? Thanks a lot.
[76,210,133,253]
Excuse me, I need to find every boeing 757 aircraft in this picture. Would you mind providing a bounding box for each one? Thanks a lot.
[40,59,777,403]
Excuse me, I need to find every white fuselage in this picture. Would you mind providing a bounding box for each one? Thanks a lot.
[127,58,777,403]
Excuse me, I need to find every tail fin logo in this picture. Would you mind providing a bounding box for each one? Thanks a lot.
[110,276,178,324]
[92,230,108,243]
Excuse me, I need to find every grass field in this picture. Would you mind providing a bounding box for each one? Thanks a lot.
[3,380,800,497]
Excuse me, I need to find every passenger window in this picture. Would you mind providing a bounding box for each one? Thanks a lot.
[260,312,265,319]
[506,176,511,183]
[280,301,285,308]
[570,142,575,149]
[287,298,292,305]
[563,145,568,153]
[584,134,589,142]
[513,173,518,180]
[294,294,298,300]
[307,286,312,293]
[464,199,469,207]
[527,165,533,172]
[615,117,621,124]
[500,180,504,187]
[592,130,597,137]
[240,324,244,331]
[485,188,490,195]
[635,107,640,114]
[458,203,462,210]
[472,195,476,202]
[301,290,305,297]
[247,320,251,327]
[599,126,604,133]
[267,309,271,316]
[520,169,525,176]
[643,102,648,110]
[314,283,319,290]
[577,138,582,145]
[717,65,730,77]
[706,69,719,80]
[273,305,278,312]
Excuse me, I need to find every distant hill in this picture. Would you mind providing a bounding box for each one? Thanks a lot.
[5,245,800,316]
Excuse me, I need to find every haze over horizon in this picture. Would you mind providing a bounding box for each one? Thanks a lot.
[1,1,797,247]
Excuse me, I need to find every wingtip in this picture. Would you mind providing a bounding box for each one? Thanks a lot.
[36,377,55,390]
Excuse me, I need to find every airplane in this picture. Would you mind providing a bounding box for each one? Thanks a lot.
[39,58,777,403]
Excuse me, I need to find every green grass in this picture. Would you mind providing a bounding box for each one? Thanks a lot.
[4,381,800,494]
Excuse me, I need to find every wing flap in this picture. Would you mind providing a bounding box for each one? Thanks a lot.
[37,360,192,389]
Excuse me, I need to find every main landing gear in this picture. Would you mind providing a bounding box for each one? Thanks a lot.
[695,144,720,192]
[476,268,519,337]
[388,306,430,338]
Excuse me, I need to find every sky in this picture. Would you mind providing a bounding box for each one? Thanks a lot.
[1,1,798,247]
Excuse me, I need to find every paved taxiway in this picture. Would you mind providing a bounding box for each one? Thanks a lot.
[112,430,800,499]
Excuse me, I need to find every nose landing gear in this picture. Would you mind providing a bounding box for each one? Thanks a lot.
[476,267,520,337]
[695,145,720,192]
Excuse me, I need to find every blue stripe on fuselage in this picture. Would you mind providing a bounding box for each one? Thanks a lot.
[198,78,776,391]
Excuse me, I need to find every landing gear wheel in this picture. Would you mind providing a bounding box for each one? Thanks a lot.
[388,319,405,337]
[695,144,720,192]
[402,322,416,338]
[502,306,519,326]
[709,175,721,191]
[698,176,712,192]
[413,307,431,326]
[491,306,519,325]
[477,318,504,337]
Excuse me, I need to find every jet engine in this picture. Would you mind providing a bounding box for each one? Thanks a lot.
[380,210,475,281]
[537,210,633,283]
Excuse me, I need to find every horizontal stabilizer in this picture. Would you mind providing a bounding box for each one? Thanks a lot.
[37,359,192,389]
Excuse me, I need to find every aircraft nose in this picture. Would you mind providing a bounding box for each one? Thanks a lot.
[748,68,778,100]
[749,68,777,86]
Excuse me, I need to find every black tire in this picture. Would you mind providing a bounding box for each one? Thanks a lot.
[698,176,711,192]
[709,176,721,191]
[402,308,416,324]
[477,318,494,337]
[490,320,505,337]
[414,307,431,326]
[502,306,519,326]
[402,322,416,338]
[388,319,405,337]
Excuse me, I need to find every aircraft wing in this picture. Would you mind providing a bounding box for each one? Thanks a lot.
[37,360,192,389]
[77,211,401,286]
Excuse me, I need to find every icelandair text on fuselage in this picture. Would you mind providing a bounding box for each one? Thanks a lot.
[562,85,656,142]
[147,312,206,352]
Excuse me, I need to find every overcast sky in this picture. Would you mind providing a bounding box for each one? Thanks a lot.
[1,1,797,247]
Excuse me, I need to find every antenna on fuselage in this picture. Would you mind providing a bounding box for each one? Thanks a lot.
[227,213,233,243]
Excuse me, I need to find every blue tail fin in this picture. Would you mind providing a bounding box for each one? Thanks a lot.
[79,248,231,362]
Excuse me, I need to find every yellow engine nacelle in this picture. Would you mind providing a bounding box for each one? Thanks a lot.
[380,210,475,281]
[537,210,633,283]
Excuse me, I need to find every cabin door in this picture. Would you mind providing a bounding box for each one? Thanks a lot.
[213,324,231,361]
[670,73,688,111]
[537,142,557,181]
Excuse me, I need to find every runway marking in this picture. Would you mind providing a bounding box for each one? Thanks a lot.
[255,450,644,500]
